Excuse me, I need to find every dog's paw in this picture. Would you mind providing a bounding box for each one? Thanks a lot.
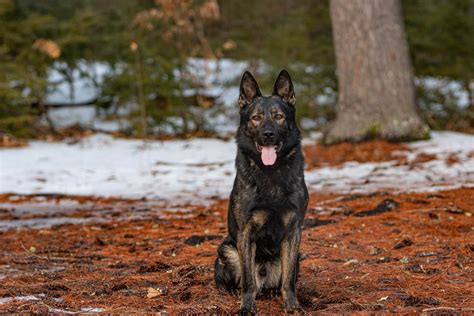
[283,298,301,313]
[259,288,279,300]
[239,302,257,315]
[270,288,279,299]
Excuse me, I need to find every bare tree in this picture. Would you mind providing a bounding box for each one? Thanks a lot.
[324,0,428,144]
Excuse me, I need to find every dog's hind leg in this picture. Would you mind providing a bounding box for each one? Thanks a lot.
[214,236,241,292]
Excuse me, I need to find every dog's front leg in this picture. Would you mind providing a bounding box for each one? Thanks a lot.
[237,225,257,314]
[281,217,301,313]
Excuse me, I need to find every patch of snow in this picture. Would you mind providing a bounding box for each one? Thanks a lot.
[48,106,96,128]
[416,77,469,108]
[47,61,112,104]
[0,199,196,230]
[185,58,248,87]
[48,307,106,314]
[0,217,106,231]
[1,132,473,202]
[182,59,247,113]
[45,59,246,132]
[409,131,473,155]
[0,295,42,305]
[0,134,236,202]
[300,118,320,130]
[306,131,474,193]
[301,132,322,146]
[48,106,129,132]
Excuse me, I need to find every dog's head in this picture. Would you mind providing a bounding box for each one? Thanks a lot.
[236,70,300,167]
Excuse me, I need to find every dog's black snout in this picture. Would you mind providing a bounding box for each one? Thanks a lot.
[263,130,274,139]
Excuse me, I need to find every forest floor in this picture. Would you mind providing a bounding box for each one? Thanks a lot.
[0,134,473,314]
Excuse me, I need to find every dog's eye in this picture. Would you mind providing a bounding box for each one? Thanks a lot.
[251,115,261,121]
[274,114,284,120]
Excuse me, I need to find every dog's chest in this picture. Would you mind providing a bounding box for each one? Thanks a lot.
[254,212,287,260]
[256,182,286,200]
[253,171,295,199]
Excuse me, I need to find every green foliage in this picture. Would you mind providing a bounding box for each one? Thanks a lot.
[0,0,54,121]
[416,82,473,130]
[0,115,36,138]
[403,0,474,81]
[403,0,474,130]
[214,0,336,125]
[0,0,472,138]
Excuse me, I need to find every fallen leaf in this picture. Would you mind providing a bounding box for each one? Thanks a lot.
[146,287,163,299]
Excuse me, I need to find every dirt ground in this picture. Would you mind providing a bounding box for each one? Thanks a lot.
[0,186,473,314]
[1,139,473,314]
[303,139,410,168]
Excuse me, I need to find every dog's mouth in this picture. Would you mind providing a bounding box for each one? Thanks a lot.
[255,142,283,166]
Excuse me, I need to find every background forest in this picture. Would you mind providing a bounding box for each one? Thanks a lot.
[1,0,473,138]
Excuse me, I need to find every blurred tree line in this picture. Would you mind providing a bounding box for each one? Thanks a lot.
[0,0,473,137]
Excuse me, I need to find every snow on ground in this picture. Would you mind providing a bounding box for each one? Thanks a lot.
[306,131,474,193]
[183,58,247,107]
[46,59,247,133]
[416,77,470,108]
[1,132,473,203]
[0,135,235,202]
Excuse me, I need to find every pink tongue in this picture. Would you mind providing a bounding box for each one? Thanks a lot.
[261,146,277,166]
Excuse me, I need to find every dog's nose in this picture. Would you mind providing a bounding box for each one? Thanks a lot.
[263,130,274,139]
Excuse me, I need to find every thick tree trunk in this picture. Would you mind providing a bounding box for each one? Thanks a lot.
[323,0,428,144]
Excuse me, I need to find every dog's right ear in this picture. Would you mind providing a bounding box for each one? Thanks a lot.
[239,71,261,108]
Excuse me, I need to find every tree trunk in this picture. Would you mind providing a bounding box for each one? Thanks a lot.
[323,0,428,144]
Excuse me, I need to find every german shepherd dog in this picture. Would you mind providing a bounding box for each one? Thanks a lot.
[214,70,308,313]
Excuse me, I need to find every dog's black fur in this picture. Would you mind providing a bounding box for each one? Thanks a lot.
[214,70,308,313]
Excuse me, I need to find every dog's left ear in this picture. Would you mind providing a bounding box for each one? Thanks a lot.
[272,70,296,106]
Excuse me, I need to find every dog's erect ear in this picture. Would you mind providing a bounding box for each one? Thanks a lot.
[272,70,296,106]
[239,71,261,108]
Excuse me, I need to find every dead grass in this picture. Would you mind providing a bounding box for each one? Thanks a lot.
[0,187,473,313]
